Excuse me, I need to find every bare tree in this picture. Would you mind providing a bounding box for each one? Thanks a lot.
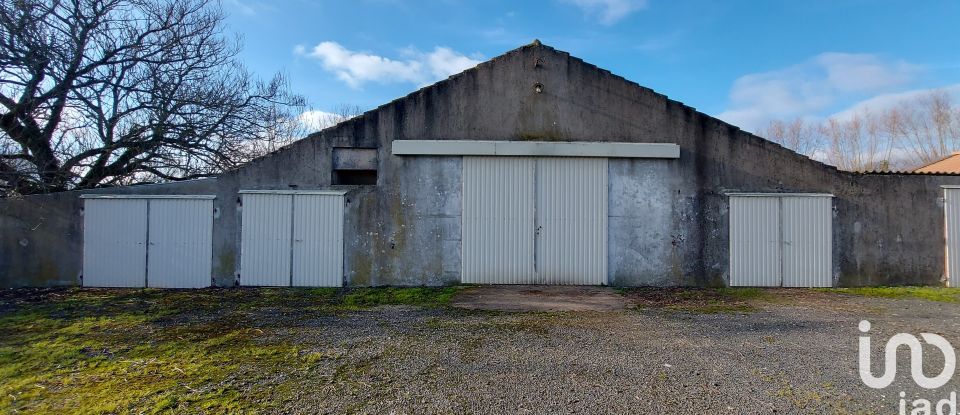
[0,0,305,194]
[759,118,820,157]
[759,90,960,172]
[821,111,896,172]
[885,90,960,167]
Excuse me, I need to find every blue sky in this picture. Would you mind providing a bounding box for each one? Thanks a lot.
[223,0,960,132]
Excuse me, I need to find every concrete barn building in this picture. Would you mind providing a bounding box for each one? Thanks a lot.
[3,41,960,289]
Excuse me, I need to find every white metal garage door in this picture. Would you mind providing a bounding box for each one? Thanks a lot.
[239,191,345,287]
[781,196,832,287]
[729,196,781,287]
[147,199,214,288]
[945,187,960,287]
[83,198,148,287]
[729,194,833,287]
[292,194,344,287]
[82,196,214,288]
[535,158,608,285]
[461,157,608,285]
[462,157,536,284]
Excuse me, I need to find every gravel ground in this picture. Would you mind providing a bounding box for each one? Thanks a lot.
[5,287,960,414]
[253,289,960,414]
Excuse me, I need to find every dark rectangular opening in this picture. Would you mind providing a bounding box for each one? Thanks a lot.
[333,169,377,185]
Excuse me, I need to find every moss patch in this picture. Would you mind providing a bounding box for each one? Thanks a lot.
[340,286,461,309]
[819,286,960,303]
[0,286,459,414]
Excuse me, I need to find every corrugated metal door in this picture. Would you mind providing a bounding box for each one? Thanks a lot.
[240,193,293,286]
[147,199,213,288]
[461,157,537,284]
[729,197,781,287]
[781,196,832,287]
[82,199,148,287]
[292,194,344,287]
[946,188,960,287]
[535,158,608,285]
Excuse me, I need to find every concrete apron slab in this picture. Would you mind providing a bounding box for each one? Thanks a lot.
[450,285,627,312]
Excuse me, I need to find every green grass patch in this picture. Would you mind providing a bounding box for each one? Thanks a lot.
[0,286,461,414]
[819,286,960,303]
[339,286,461,309]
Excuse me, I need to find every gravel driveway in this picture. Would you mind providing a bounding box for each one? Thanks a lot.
[4,287,960,414]
[271,288,960,414]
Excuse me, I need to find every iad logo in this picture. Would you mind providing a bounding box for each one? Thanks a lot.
[859,320,959,415]
[858,320,956,389]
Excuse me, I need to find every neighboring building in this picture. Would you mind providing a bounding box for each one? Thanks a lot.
[915,152,960,174]
[3,41,960,289]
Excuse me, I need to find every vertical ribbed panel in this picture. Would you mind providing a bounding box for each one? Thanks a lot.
[82,199,148,287]
[535,157,608,285]
[946,189,960,287]
[240,194,293,286]
[146,199,213,288]
[461,157,536,284]
[292,194,344,287]
[781,196,833,287]
[729,196,781,287]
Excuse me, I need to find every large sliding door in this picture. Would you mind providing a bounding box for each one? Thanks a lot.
[461,157,608,285]
[461,157,536,284]
[535,158,608,285]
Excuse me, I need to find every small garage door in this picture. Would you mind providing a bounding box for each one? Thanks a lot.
[82,196,214,288]
[239,191,345,287]
[946,187,960,287]
[147,199,214,288]
[729,196,781,287]
[83,198,148,287]
[729,194,833,287]
[462,157,608,285]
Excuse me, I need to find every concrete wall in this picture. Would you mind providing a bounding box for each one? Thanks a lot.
[2,42,959,287]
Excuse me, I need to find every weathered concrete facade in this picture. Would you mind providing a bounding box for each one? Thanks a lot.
[2,42,959,287]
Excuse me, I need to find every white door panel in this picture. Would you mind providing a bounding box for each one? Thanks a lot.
[240,194,293,286]
[781,197,832,287]
[729,197,781,287]
[82,199,148,287]
[147,199,213,288]
[535,158,608,285]
[461,157,537,284]
[292,194,344,287]
[946,188,960,287]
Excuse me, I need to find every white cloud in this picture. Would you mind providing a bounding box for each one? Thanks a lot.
[717,53,921,131]
[561,0,648,25]
[297,110,345,132]
[297,42,482,89]
[829,84,960,121]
